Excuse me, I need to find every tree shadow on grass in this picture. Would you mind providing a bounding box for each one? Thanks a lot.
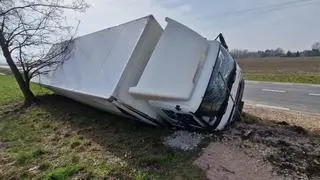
[32,94,206,179]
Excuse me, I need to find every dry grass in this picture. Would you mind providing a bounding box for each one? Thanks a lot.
[238,57,320,74]
[237,57,320,84]
[244,104,320,132]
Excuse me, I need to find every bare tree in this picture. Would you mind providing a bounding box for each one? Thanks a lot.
[0,0,88,105]
[312,42,320,52]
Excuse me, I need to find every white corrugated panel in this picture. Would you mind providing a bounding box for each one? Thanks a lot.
[40,16,150,98]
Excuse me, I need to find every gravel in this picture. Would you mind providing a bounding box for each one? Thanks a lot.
[244,104,320,132]
[163,130,204,151]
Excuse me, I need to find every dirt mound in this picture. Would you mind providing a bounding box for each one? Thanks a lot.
[194,141,281,180]
[232,122,320,179]
[196,121,320,180]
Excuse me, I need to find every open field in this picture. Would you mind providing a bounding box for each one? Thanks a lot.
[238,57,320,74]
[243,73,320,84]
[0,67,11,75]
[238,57,320,84]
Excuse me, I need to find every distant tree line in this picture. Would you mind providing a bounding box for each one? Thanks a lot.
[231,42,320,58]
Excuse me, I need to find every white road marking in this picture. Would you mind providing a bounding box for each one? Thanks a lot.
[255,104,290,111]
[246,80,320,87]
[309,93,320,96]
[261,89,287,93]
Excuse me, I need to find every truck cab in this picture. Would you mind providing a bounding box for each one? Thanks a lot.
[130,18,244,131]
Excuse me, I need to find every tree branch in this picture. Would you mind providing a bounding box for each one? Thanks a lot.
[1,2,88,17]
[0,0,87,103]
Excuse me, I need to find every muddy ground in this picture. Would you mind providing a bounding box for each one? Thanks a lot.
[195,118,320,180]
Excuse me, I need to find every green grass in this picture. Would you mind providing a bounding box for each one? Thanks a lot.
[244,73,320,84]
[44,166,81,180]
[70,140,81,149]
[0,72,206,179]
[15,148,46,164]
[0,73,51,105]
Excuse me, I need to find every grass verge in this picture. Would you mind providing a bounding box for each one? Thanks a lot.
[0,67,12,75]
[0,73,205,179]
[244,73,320,84]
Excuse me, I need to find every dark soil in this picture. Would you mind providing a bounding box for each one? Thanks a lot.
[218,121,320,179]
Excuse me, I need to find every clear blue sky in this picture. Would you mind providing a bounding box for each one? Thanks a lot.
[1,0,320,63]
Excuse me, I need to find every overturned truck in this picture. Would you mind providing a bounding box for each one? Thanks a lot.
[33,15,245,131]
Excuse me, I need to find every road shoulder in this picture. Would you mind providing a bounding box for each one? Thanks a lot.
[244,104,320,132]
[195,106,320,180]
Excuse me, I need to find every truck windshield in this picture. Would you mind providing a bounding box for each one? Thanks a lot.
[197,46,236,116]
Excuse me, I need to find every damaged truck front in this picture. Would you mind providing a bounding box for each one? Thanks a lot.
[33,15,244,131]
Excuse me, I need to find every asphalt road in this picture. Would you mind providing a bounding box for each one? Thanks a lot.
[244,81,320,113]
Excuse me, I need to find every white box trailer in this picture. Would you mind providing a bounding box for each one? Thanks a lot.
[34,15,245,131]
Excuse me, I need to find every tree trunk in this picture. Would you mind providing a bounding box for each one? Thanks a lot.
[0,44,36,105]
